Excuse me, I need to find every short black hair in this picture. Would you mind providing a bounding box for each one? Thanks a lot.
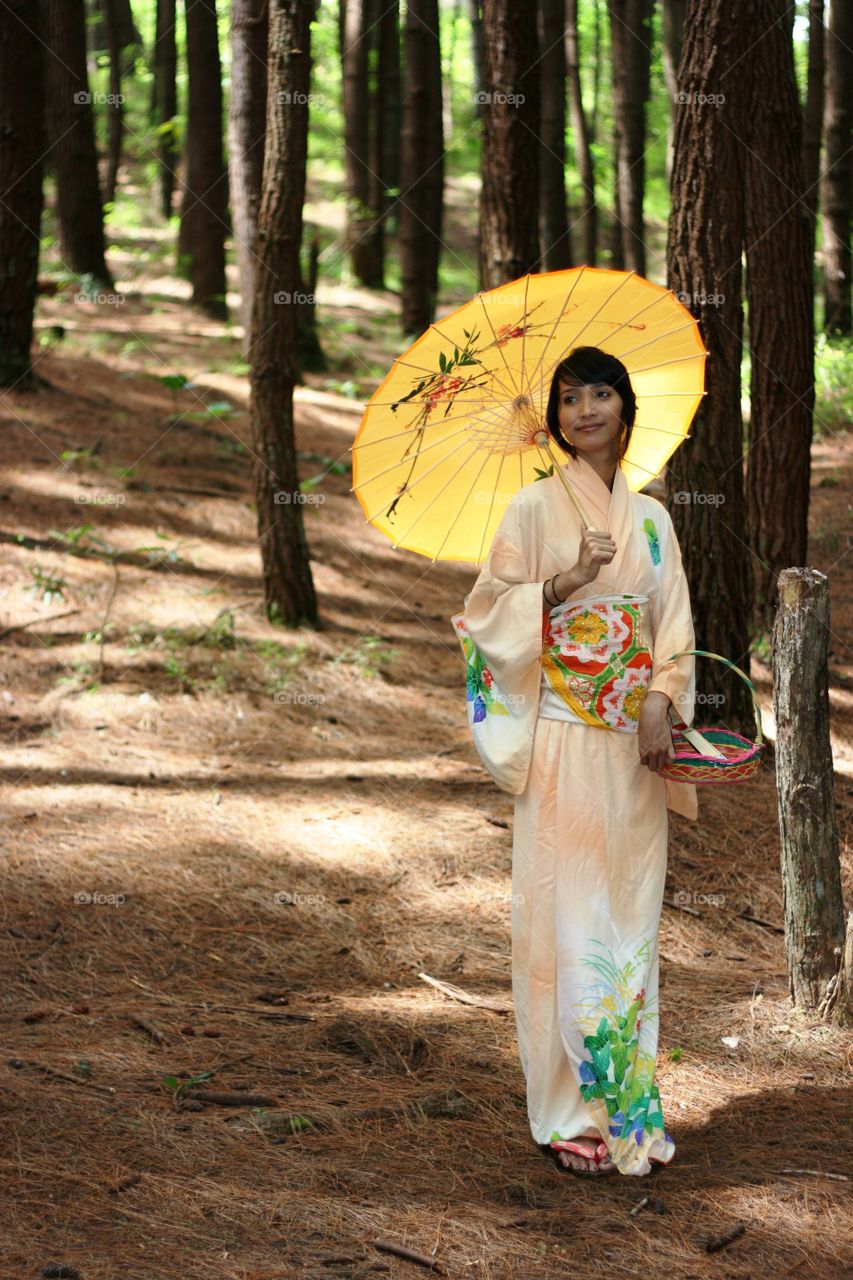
[545,346,637,460]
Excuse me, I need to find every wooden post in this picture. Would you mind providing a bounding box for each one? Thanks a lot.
[772,568,847,1018]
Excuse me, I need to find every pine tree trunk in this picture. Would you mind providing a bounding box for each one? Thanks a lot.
[821,0,852,334]
[744,3,814,636]
[565,0,596,266]
[41,0,114,287]
[607,0,652,275]
[478,0,540,288]
[103,0,124,205]
[378,0,401,236]
[801,0,825,245]
[772,569,845,1011]
[662,0,687,183]
[609,115,624,269]
[229,0,269,355]
[665,0,755,735]
[249,0,318,628]
[178,0,229,318]
[538,0,570,269]
[399,0,444,332]
[341,0,384,287]
[469,0,485,116]
[0,0,45,387]
[152,0,178,220]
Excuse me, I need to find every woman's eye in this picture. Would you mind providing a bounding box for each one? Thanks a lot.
[597,390,610,398]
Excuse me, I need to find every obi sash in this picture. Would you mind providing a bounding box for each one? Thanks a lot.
[541,593,653,734]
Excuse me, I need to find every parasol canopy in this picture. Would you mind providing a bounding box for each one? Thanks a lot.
[351,266,707,563]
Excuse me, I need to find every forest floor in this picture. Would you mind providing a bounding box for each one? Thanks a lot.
[1,182,852,1280]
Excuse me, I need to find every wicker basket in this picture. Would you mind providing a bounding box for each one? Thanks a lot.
[658,649,764,785]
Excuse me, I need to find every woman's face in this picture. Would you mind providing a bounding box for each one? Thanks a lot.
[557,379,625,458]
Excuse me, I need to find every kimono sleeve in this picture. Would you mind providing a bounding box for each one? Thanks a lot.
[463,497,545,699]
[647,508,696,728]
[449,497,544,795]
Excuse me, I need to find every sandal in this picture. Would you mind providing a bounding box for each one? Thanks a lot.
[538,1137,616,1177]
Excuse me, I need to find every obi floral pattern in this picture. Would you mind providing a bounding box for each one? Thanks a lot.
[541,596,652,733]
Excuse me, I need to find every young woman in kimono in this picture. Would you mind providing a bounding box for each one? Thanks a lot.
[453,347,698,1177]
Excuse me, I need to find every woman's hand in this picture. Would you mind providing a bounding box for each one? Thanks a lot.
[552,527,616,599]
[638,691,675,773]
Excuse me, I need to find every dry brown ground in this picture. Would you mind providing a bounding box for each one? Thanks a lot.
[0,263,851,1280]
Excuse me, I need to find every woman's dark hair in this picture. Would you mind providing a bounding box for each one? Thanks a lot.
[545,345,637,461]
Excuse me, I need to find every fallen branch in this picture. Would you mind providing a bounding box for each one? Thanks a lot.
[776,1167,849,1182]
[373,1239,445,1274]
[185,1090,275,1107]
[705,1221,745,1253]
[0,608,81,641]
[418,972,512,1012]
[129,1015,167,1045]
[737,909,784,934]
[7,1058,114,1094]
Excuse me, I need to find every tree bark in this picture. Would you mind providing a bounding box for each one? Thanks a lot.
[249,0,318,628]
[665,0,754,734]
[744,4,814,636]
[103,0,125,205]
[469,0,486,115]
[41,0,114,287]
[607,0,652,275]
[341,0,384,286]
[662,0,687,183]
[178,0,229,318]
[537,0,570,270]
[399,0,444,332]
[821,0,852,334]
[565,0,596,266]
[478,0,540,288]
[229,0,269,355]
[0,0,45,387]
[378,0,401,236]
[151,0,179,219]
[801,0,825,247]
[772,569,845,1011]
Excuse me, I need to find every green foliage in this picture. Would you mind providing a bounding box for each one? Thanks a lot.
[331,634,400,677]
[27,567,67,605]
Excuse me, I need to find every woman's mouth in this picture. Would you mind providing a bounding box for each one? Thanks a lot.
[575,423,604,432]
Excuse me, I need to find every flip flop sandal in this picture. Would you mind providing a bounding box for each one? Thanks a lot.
[539,1139,616,1177]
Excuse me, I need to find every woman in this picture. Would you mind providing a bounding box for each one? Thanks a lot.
[452,346,698,1178]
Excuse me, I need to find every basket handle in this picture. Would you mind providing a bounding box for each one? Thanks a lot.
[664,648,764,747]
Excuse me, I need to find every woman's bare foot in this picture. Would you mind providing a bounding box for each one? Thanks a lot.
[555,1136,615,1175]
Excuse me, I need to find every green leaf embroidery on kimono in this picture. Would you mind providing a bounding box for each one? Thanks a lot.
[559,938,672,1154]
[643,518,661,566]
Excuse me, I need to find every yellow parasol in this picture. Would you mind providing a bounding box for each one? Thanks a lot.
[350,266,707,564]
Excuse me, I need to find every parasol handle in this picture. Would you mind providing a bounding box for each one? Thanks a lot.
[532,430,593,529]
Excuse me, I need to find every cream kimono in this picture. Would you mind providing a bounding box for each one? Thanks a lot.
[452,454,698,1176]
